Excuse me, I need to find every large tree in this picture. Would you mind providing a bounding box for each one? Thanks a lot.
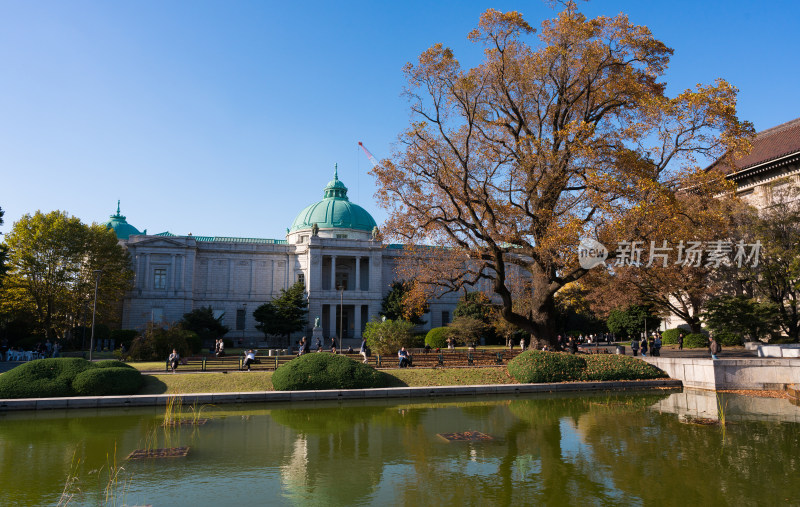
[742,193,800,341]
[1,211,133,339]
[253,281,308,346]
[0,206,7,284]
[372,5,751,346]
[380,281,427,325]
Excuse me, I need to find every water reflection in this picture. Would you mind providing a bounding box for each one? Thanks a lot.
[1,391,799,506]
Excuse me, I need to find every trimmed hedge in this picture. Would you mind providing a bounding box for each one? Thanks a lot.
[684,333,708,349]
[93,360,136,370]
[72,367,143,396]
[582,354,667,381]
[272,353,391,391]
[507,350,587,383]
[425,327,450,349]
[0,358,143,399]
[661,328,682,345]
[507,350,667,384]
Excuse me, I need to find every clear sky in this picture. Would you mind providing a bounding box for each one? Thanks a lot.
[2,0,799,239]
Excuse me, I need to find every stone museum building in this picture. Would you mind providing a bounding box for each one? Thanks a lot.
[104,168,460,347]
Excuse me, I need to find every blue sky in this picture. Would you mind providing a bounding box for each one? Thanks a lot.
[1,0,799,239]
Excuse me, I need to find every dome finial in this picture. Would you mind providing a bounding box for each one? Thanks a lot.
[116,200,121,216]
[334,163,338,180]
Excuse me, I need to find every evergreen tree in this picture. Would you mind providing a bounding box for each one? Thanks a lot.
[253,281,308,346]
[380,281,426,325]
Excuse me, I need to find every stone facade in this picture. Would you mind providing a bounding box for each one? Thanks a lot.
[113,173,461,348]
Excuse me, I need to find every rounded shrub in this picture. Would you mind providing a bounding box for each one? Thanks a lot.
[507,350,587,383]
[425,327,450,348]
[661,328,682,345]
[272,353,391,391]
[684,333,709,349]
[73,367,143,396]
[0,358,91,399]
[581,355,667,381]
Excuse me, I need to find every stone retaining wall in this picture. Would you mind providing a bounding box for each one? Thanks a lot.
[0,379,681,412]
[643,356,800,390]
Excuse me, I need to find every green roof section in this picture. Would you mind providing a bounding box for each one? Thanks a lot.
[290,165,378,232]
[154,231,287,244]
[103,201,145,240]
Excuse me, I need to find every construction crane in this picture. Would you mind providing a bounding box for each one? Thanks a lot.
[358,141,380,168]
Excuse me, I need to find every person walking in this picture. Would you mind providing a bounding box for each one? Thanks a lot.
[302,337,310,355]
[653,334,662,357]
[316,337,322,352]
[678,333,684,351]
[360,338,369,363]
[640,336,648,357]
[709,333,721,360]
[630,337,639,357]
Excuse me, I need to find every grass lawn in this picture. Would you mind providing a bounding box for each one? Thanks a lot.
[137,366,518,394]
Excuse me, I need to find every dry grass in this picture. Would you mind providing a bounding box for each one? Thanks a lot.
[137,366,518,394]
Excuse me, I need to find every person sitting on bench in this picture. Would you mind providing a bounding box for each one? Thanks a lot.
[169,349,180,373]
[398,347,412,368]
[243,349,256,371]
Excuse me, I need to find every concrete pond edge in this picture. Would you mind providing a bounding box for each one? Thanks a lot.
[0,378,682,412]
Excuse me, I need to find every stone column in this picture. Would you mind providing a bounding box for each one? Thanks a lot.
[228,259,235,294]
[355,256,361,292]
[179,255,185,290]
[330,255,337,290]
[170,254,176,290]
[144,254,150,289]
[354,304,362,338]
[329,303,338,338]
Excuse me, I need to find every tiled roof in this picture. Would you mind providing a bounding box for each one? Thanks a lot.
[153,231,287,244]
[735,117,800,171]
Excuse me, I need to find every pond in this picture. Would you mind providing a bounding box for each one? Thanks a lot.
[1,389,798,506]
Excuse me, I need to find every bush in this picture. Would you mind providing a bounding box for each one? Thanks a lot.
[684,333,708,349]
[425,327,450,348]
[507,350,587,383]
[716,331,742,347]
[184,331,202,354]
[127,323,194,361]
[507,350,668,384]
[0,358,90,398]
[0,358,143,398]
[93,360,136,370]
[363,318,416,355]
[272,353,390,391]
[661,328,682,345]
[72,367,143,396]
[581,355,667,381]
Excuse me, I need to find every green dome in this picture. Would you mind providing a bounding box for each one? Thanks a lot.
[290,166,377,233]
[103,201,144,240]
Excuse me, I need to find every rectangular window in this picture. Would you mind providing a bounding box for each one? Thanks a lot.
[442,311,450,326]
[151,307,164,323]
[335,234,347,239]
[236,309,246,331]
[153,268,167,289]
[298,273,305,286]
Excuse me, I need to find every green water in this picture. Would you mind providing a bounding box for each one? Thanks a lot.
[1,389,799,506]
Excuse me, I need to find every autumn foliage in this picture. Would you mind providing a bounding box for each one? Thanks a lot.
[372,4,752,345]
